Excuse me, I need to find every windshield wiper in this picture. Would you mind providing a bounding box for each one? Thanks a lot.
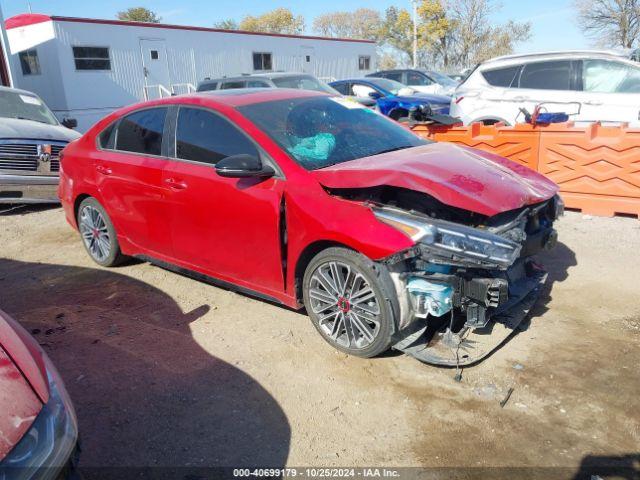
[15,116,49,124]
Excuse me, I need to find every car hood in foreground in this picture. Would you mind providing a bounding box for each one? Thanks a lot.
[312,143,559,217]
[0,118,81,142]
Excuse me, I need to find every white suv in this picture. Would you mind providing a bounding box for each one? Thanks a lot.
[450,51,640,126]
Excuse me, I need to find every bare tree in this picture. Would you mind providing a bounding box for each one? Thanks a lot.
[575,0,640,48]
[313,9,383,40]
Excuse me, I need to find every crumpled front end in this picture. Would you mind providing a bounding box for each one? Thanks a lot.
[375,193,563,366]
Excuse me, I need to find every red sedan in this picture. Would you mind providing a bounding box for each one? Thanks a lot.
[59,89,562,365]
[0,308,78,476]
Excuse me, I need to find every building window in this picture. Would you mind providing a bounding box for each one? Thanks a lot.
[150,50,159,60]
[72,46,111,71]
[359,56,371,71]
[253,52,272,71]
[19,50,40,75]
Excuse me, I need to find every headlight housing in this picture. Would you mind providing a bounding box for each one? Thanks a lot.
[374,208,521,269]
[1,353,78,480]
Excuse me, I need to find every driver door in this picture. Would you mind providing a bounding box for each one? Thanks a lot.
[163,106,285,295]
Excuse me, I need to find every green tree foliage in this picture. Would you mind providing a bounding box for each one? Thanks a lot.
[239,8,305,35]
[213,19,239,30]
[116,7,161,23]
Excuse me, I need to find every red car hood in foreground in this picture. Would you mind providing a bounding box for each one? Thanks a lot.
[312,143,559,217]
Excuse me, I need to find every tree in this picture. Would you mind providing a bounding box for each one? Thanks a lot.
[378,52,399,70]
[214,19,239,30]
[381,6,415,64]
[239,8,305,35]
[575,0,640,48]
[313,9,383,40]
[116,7,161,23]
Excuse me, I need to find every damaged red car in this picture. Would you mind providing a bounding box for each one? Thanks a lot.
[59,89,562,365]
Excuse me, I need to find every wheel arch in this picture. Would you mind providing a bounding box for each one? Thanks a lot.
[73,193,92,223]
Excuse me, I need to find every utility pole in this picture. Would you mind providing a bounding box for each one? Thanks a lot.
[412,0,418,68]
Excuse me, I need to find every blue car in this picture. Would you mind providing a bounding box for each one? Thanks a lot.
[329,77,451,120]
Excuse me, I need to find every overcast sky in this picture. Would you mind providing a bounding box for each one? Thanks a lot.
[2,0,589,53]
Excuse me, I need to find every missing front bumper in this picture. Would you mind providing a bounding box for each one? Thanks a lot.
[392,267,547,366]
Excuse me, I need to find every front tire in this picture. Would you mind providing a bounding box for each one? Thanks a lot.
[302,247,397,358]
[77,197,126,267]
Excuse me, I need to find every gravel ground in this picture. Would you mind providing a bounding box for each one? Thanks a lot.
[0,206,638,479]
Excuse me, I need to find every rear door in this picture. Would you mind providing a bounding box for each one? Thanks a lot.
[140,39,171,99]
[163,106,285,294]
[500,60,577,123]
[94,107,173,257]
[576,58,640,124]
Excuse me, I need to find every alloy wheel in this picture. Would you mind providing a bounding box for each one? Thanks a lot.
[79,205,111,262]
[308,261,381,350]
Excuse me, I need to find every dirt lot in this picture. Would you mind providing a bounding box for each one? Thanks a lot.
[0,206,639,478]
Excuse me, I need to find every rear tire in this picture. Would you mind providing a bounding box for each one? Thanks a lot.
[77,197,127,267]
[302,247,398,358]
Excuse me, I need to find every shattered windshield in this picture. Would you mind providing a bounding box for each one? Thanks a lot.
[0,90,58,125]
[238,96,427,170]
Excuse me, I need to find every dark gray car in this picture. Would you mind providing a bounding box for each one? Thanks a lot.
[0,86,80,204]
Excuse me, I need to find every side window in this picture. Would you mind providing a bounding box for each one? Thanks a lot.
[98,122,117,149]
[175,107,259,165]
[358,56,371,70]
[247,80,269,88]
[481,65,521,87]
[351,83,377,98]
[253,52,272,71]
[519,61,572,90]
[384,71,403,82]
[198,81,218,91]
[115,108,167,156]
[72,46,111,71]
[407,72,432,86]
[331,82,350,95]
[221,81,246,90]
[583,59,640,93]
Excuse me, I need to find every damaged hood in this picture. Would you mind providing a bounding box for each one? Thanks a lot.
[312,143,559,216]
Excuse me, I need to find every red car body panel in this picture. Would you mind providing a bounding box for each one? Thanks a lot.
[59,90,557,309]
[312,143,559,217]
[0,309,49,459]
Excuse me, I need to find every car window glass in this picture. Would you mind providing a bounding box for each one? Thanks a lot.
[331,82,350,95]
[482,65,521,87]
[407,72,432,86]
[519,61,572,90]
[221,81,245,90]
[383,71,403,82]
[351,83,377,98]
[247,80,269,88]
[583,59,640,93]
[99,122,116,149]
[115,108,167,156]
[198,82,218,91]
[176,107,259,165]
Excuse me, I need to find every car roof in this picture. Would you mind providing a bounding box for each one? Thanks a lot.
[480,50,631,68]
[0,85,41,97]
[154,88,329,108]
[201,72,315,84]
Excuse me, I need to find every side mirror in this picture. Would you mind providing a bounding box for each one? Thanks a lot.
[368,91,383,99]
[62,118,78,129]
[215,154,275,178]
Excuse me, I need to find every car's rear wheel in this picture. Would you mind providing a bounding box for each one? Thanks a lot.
[77,197,126,267]
[303,247,396,358]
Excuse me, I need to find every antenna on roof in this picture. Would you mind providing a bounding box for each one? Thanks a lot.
[27,2,32,13]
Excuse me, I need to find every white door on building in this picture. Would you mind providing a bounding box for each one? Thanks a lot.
[140,39,171,100]
[300,46,315,74]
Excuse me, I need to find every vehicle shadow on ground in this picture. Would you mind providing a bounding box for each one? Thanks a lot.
[572,453,640,479]
[0,258,291,478]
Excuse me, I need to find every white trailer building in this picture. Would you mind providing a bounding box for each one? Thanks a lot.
[4,13,377,131]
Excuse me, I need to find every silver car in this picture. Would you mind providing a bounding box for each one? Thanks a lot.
[0,86,81,203]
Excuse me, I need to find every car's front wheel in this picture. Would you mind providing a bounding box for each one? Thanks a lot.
[303,247,397,358]
[77,197,126,267]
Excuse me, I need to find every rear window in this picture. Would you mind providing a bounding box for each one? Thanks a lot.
[198,81,218,92]
[115,108,167,156]
[482,65,521,87]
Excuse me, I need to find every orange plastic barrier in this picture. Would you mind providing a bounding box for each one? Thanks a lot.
[412,122,640,218]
